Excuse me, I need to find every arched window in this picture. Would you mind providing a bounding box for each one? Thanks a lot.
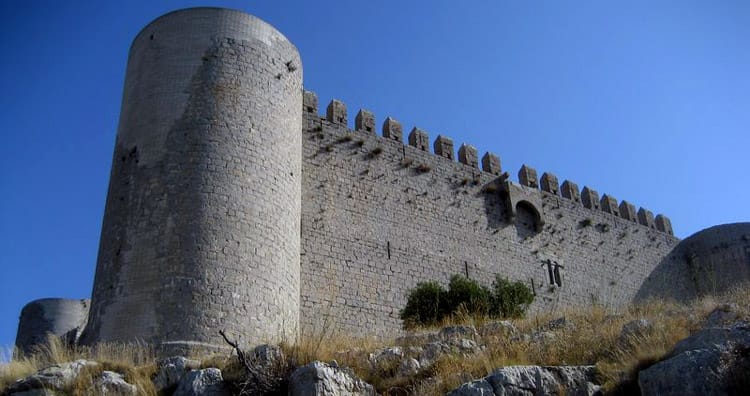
[515,200,542,238]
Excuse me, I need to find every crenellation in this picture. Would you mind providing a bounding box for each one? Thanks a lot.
[619,200,637,222]
[408,127,429,151]
[458,144,478,168]
[518,165,539,188]
[540,172,559,195]
[560,180,580,203]
[433,135,455,160]
[481,152,501,175]
[382,117,403,142]
[303,90,318,114]
[581,186,600,210]
[355,109,376,134]
[326,99,347,125]
[638,208,656,229]
[600,194,619,216]
[655,214,673,235]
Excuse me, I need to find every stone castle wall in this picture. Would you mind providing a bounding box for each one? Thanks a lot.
[299,93,678,337]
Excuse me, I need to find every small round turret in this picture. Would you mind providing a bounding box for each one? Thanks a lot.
[15,298,90,355]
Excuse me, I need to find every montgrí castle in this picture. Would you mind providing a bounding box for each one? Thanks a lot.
[14,7,750,356]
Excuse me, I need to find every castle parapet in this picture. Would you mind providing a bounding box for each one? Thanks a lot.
[382,117,403,142]
[327,99,347,125]
[458,144,478,168]
[540,172,560,195]
[619,201,637,222]
[560,180,580,203]
[655,214,674,235]
[482,152,501,175]
[355,109,375,134]
[518,165,539,188]
[434,135,455,160]
[581,187,600,210]
[304,90,318,114]
[600,194,619,216]
[305,93,676,235]
[638,208,656,229]
[408,127,430,151]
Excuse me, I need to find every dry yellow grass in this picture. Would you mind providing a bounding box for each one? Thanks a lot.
[2,285,748,395]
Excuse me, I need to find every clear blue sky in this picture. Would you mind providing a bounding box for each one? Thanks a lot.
[1,1,749,357]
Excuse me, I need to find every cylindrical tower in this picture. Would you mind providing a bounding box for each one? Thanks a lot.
[84,8,302,352]
[15,298,90,355]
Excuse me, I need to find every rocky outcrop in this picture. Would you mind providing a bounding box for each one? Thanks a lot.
[5,360,99,395]
[153,356,201,393]
[447,365,601,396]
[288,361,375,396]
[173,368,231,396]
[638,322,750,396]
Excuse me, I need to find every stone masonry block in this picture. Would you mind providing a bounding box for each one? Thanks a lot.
[408,127,429,151]
[619,201,637,222]
[303,90,318,114]
[600,194,619,216]
[540,172,559,195]
[655,214,674,235]
[355,109,375,134]
[581,186,600,210]
[326,99,347,125]
[482,152,501,175]
[560,180,580,203]
[458,144,478,168]
[433,135,455,160]
[518,165,538,189]
[638,208,656,229]
[382,117,403,142]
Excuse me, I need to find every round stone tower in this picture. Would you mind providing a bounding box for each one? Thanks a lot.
[15,298,90,355]
[84,8,302,352]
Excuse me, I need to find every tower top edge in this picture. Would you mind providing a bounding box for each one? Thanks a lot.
[132,7,296,51]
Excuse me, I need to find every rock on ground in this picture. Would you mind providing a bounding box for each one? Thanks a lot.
[288,361,375,396]
[173,368,231,396]
[638,322,750,396]
[447,365,601,396]
[153,356,201,392]
[95,370,137,395]
[5,360,99,394]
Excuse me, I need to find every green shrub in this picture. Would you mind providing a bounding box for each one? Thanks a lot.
[492,275,535,318]
[446,275,493,317]
[400,274,535,328]
[399,281,447,328]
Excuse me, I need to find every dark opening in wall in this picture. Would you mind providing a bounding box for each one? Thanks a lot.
[515,201,541,238]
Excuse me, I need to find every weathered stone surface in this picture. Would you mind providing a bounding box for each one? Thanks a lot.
[447,365,601,396]
[540,172,560,195]
[173,368,230,396]
[408,127,429,151]
[397,358,421,377]
[355,109,375,134]
[327,99,347,125]
[458,144,479,168]
[381,117,402,142]
[288,361,375,396]
[518,165,538,188]
[153,356,200,392]
[15,298,90,356]
[638,322,750,396]
[303,90,318,114]
[581,187,600,210]
[561,180,580,202]
[479,321,518,338]
[481,152,501,175]
[6,360,98,393]
[440,325,479,342]
[95,371,137,395]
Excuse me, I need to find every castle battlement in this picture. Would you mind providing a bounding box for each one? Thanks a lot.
[304,90,674,236]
